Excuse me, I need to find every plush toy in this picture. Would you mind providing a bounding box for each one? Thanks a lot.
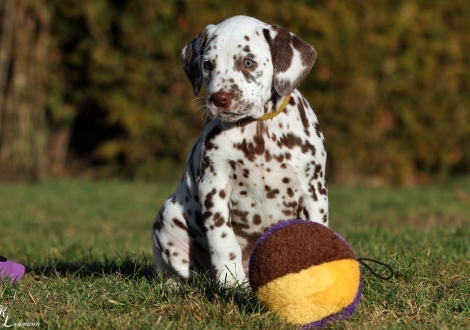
[0,256,25,283]
[248,220,361,328]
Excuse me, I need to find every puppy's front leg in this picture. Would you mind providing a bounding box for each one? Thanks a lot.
[199,183,246,285]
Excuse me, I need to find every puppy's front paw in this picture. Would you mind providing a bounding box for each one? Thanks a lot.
[216,263,247,287]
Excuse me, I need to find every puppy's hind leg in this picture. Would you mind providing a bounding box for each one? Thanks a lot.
[152,234,174,274]
[152,196,207,283]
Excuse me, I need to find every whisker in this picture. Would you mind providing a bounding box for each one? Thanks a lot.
[194,103,206,112]
[191,96,205,103]
[190,96,206,113]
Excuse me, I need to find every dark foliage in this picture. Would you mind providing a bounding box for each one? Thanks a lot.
[44,0,470,183]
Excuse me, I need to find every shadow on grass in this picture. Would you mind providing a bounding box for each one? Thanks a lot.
[28,252,263,314]
[29,252,155,280]
[183,271,265,314]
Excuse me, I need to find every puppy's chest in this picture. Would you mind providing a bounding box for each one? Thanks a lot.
[228,151,300,202]
[203,123,313,223]
[228,157,303,224]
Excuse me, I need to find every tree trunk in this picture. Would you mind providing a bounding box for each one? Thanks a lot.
[0,0,50,181]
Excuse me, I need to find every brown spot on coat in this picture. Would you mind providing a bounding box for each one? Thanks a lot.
[204,188,217,210]
[279,133,316,155]
[302,207,310,219]
[229,160,237,170]
[234,130,266,162]
[296,197,304,218]
[265,185,280,199]
[202,125,222,174]
[282,209,296,216]
[314,122,322,138]
[253,214,262,225]
[173,218,187,230]
[317,181,327,195]
[231,209,249,223]
[213,212,226,227]
[287,188,294,197]
[274,154,285,162]
[264,150,272,162]
[153,214,164,232]
[309,183,318,201]
[298,98,310,137]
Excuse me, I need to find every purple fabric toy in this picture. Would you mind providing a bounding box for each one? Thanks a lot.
[0,256,25,282]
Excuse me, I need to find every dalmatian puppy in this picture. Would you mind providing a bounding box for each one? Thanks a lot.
[152,15,328,285]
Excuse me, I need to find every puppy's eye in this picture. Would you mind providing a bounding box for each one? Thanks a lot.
[243,59,256,69]
[203,61,213,70]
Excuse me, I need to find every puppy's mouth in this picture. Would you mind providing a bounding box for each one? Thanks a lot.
[209,100,257,121]
[207,105,251,122]
[214,110,248,122]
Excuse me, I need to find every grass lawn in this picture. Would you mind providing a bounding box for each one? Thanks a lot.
[0,178,469,329]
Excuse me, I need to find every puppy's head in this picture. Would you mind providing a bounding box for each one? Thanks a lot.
[181,16,317,122]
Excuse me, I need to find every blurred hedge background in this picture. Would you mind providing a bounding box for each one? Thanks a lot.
[0,0,469,184]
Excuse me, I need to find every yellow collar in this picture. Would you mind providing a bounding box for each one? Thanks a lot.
[256,95,291,121]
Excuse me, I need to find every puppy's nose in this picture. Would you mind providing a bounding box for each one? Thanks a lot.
[210,91,231,108]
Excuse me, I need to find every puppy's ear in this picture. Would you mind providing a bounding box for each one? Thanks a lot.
[180,25,213,96]
[263,25,317,96]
